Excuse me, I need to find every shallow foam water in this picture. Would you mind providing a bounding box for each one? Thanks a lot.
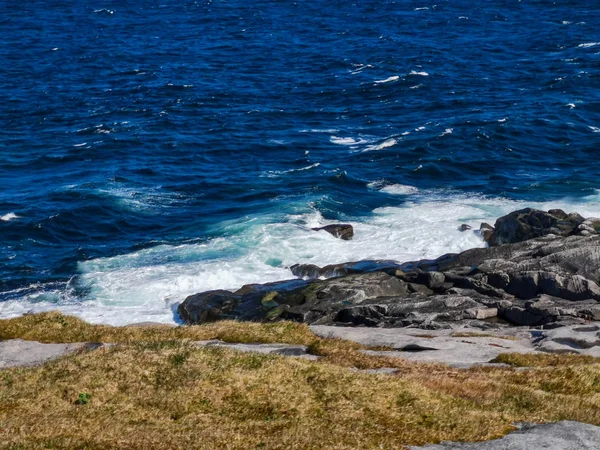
[1,1,600,324]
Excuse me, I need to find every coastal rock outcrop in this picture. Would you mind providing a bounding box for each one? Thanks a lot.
[487,208,585,246]
[179,209,600,329]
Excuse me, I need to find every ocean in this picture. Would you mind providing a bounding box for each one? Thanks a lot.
[1,0,600,325]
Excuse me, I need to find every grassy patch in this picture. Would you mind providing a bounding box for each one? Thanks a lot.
[0,312,317,346]
[1,313,600,449]
[491,352,599,367]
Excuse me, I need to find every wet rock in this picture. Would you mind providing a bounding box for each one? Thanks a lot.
[311,224,354,240]
[290,260,401,280]
[458,224,472,232]
[479,222,495,242]
[178,290,242,324]
[335,305,387,326]
[488,208,585,246]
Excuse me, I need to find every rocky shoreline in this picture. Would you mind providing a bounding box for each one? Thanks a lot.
[179,208,600,332]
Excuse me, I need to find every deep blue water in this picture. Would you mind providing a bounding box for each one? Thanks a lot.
[1,1,600,323]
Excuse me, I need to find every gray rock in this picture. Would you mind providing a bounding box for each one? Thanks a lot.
[311,224,354,240]
[0,340,96,369]
[488,208,585,246]
[178,290,242,324]
[534,324,600,356]
[191,340,319,360]
[311,326,536,368]
[410,421,600,450]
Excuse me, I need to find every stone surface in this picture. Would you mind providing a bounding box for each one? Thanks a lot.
[311,224,354,240]
[312,323,600,367]
[534,324,600,356]
[488,208,585,246]
[192,340,319,360]
[410,421,600,450]
[311,325,536,367]
[0,339,94,369]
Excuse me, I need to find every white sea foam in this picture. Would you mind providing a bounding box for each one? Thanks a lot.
[300,129,339,133]
[440,128,453,136]
[263,163,321,177]
[7,191,600,326]
[330,136,374,146]
[578,42,599,48]
[379,184,419,195]
[1,213,19,221]
[374,75,399,84]
[589,126,600,133]
[409,70,429,76]
[350,64,373,74]
[363,138,397,152]
[95,186,186,212]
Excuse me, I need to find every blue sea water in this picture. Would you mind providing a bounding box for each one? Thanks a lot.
[1,0,600,324]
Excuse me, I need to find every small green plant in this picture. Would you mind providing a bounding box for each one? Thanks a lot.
[170,351,190,367]
[74,392,92,405]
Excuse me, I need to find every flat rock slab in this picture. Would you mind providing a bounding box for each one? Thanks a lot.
[410,421,600,449]
[310,325,536,367]
[192,340,319,360]
[535,324,600,356]
[0,339,90,369]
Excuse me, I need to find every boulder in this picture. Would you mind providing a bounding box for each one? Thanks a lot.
[498,295,600,326]
[178,290,241,324]
[488,208,585,246]
[479,222,494,242]
[311,224,354,240]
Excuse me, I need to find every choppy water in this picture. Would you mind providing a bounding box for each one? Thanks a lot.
[1,1,600,324]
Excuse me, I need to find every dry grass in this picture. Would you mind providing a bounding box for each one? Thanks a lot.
[1,313,600,449]
[0,312,318,347]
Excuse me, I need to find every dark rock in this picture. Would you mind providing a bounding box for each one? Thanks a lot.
[479,223,494,242]
[302,272,408,306]
[335,305,387,326]
[458,224,472,232]
[396,270,445,289]
[407,283,435,296]
[291,260,402,280]
[311,224,354,240]
[178,290,241,324]
[488,208,585,246]
[499,295,600,326]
